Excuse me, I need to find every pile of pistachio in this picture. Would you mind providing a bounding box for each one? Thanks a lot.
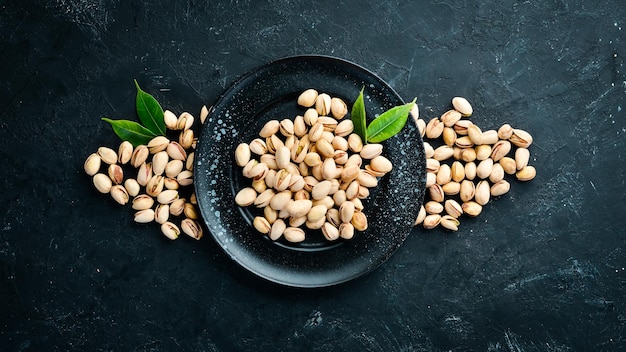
[83,108,210,240]
[413,97,536,231]
[234,89,393,243]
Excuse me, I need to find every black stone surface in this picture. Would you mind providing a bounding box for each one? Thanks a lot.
[1,0,625,351]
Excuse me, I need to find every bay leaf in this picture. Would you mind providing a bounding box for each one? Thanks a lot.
[102,118,157,147]
[134,80,166,136]
[351,88,367,143]
[366,99,416,143]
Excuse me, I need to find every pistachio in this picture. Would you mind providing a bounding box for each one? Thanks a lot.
[339,223,355,240]
[428,184,445,202]
[455,136,474,149]
[516,165,536,181]
[475,180,491,205]
[481,130,499,145]
[357,170,378,188]
[118,141,133,165]
[132,194,154,210]
[444,199,463,218]
[107,164,124,185]
[442,181,461,195]
[303,108,319,126]
[131,145,149,168]
[351,211,368,231]
[467,123,483,145]
[315,139,335,159]
[283,227,306,242]
[440,215,460,231]
[441,109,462,127]
[424,201,444,214]
[152,151,168,176]
[289,174,306,192]
[291,115,306,138]
[345,154,363,169]
[307,204,328,223]
[110,185,129,205]
[442,127,457,146]
[318,116,338,132]
[319,222,338,241]
[460,180,476,202]
[249,138,267,155]
[161,222,180,240]
[176,170,193,186]
[166,142,187,161]
[453,120,472,136]
[266,134,284,154]
[259,120,280,138]
[464,161,477,180]
[124,179,140,197]
[476,158,494,179]
[498,123,513,139]
[134,209,155,223]
[330,97,348,119]
[509,129,533,148]
[286,199,313,218]
[335,120,354,137]
[315,93,332,116]
[183,203,199,220]
[146,175,164,197]
[190,192,197,205]
[164,110,178,130]
[423,142,435,158]
[167,198,184,216]
[433,145,454,161]
[147,136,170,154]
[235,188,256,207]
[157,190,179,204]
[490,180,511,197]
[490,140,511,162]
[423,214,441,229]
[333,150,349,165]
[475,144,492,161]
[311,180,332,200]
[268,190,290,211]
[451,161,465,182]
[181,218,203,240]
[489,163,505,183]
[339,201,356,223]
[370,156,392,174]
[515,148,530,170]
[165,159,184,178]
[297,89,318,107]
[462,201,482,217]
[436,164,451,185]
[460,148,477,163]
[416,118,426,137]
[97,147,118,165]
[414,205,426,225]
[163,177,178,190]
[266,218,285,240]
[347,133,363,153]
[499,157,517,175]
[452,97,473,116]
[84,153,101,176]
[279,119,295,136]
[425,173,436,188]
[93,173,112,194]
[177,112,194,131]
[200,105,210,124]
[154,204,169,224]
[425,117,444,139]
[179,129,194,149]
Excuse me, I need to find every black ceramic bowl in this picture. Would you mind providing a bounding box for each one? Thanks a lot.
[194,55,426,288]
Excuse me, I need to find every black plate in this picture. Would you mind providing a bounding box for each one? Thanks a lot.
[195,55,426,288]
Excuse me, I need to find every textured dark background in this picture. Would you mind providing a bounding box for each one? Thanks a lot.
[1,0,625,351]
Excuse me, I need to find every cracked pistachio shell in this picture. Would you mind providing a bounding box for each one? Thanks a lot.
[339,223,355,240]
[454,120,472,136]
[176,170,193,186]
[161,222,180,240]
[303,108,319,126]
[154,204,169,224]
[444,199,463,218]
[424,201,444,214]
[284,227,305,243]
[131,145,149,168]
[440,215,460,231]
[181,218,203,240]
[330,97,347,119]
[433,145,454,161]
[118,141,133,165]
[460,180,476,202]
[462,201,482,217]
[166,141,187,161]
[183,203,199,220]
[423,214,441,229]
[335,119,354,137]
[370,156,392,174]
[134,209,155,223]
[360,144,383,159]
[235,187,257,206]
[490,180,511,197]
[467,123,483,145]
[441,109,462,127]
[347,133,363,153]
[157,190,179,204]
[489,163,505,183]
[315,93,331,116]
[509,129,533,148]
[124,179,140,197]
[165,159,184,178]
[498,123,513,139]
[97,147,118,165]
[169,198,185,216]
[452,97,473,116]
[297,89,318,107]
[179,129,194,149]
[425,117,444,139]
[177,112,194,131]
[269,219,286,240]
[93,173,112,194]
[107,164,123,185]
[132,194,154,210]
[146,175,164,197]
[322,222,340,241]
[110,185,129,205]
[475,180,491,206]
[294,115,307,137]
[84,153,101,176]
[147,136,170,154]
[279,118,295,136]
[164,177,179,190]
[490,140,511,162]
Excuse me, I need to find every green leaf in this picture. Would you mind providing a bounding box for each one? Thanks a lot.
[351,88,367,143]
[366,99,416,143]
[102,118,157,147]
[134,80,166,136]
